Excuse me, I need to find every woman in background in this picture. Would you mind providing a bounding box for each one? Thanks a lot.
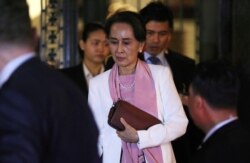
[61,22,109,96]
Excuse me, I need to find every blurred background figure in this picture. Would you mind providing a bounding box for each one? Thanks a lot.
[61,22,109,96]
[187,59,250,163]
[0,0,99,162]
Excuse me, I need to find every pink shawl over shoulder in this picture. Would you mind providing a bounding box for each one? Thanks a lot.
[109,60,163,163]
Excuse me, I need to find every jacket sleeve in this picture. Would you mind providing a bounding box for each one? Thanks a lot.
[137,66,188,149]
[0,90,42,163]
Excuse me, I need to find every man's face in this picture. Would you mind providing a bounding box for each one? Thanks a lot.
[144,21,172,56]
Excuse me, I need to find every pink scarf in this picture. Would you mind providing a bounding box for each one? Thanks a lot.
[109,60,163,163]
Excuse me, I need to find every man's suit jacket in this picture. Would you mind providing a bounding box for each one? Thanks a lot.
[0,57,99,163]
[60,63,88,96]
[190,120,250,163]
[160,50,195,94]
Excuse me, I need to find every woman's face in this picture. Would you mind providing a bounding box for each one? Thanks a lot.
[79,29,109,64]
[108,22,144,74]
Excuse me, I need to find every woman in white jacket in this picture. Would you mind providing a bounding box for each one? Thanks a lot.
[88,11,188,163]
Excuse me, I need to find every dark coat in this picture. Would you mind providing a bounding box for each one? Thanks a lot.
[158,49,195,93]
[190,120,250,163]
[0,58,99,163]
[60,63,88,96]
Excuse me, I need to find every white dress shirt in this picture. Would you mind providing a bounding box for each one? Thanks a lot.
[83,63,104,86]
[144,51,170,67]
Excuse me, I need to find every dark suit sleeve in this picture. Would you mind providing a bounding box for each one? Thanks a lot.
[0,58,99,163]
[0,90,42,163]
[0,89,100,163]
[166,50,196,94]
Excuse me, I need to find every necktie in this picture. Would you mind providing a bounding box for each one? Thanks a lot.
[148,56,162,65]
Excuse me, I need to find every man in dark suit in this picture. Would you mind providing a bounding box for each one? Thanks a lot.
[139,2,195,95]
[0,1,99,162]
[187,60,250,163]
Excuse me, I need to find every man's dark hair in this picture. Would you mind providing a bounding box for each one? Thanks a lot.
[0,0,33,46]
[79,22,106,58]
[191,59,240,109]
[105,11,146,42]
[139,1,174,29]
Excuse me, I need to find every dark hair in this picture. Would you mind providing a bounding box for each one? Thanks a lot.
[82,22,106,42]
[139,1,174,29]
[78,22,106,58]
[190,59,239,109]
[105,11,146,42]
[0,0,33,46]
